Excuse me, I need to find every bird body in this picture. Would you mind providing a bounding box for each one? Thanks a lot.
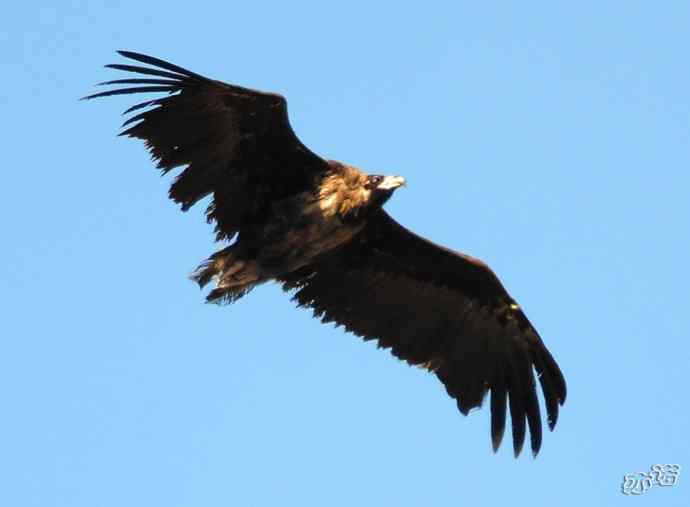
[85,51,566,457]
[191,162,404,302]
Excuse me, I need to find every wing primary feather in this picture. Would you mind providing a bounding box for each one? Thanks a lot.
[121,110,152,127]
[82,86,177,100]
[511,342,543,457]
[530,349,561,431]
[122,96,176,115]
[490,380,508,452]
[542,348,567,405]
[506,360,527,458]
[525,380,543,457]
[97,78,182,87]
[105,63,189,80]
[117,50,206,80]
[107,56,278,102]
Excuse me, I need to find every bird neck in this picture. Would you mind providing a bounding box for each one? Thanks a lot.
[318,167,374,221]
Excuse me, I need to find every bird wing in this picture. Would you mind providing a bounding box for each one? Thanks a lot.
[280,209,566,457]
[84,51,329,239]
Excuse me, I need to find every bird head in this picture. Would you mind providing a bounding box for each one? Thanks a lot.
[365,174,406,206]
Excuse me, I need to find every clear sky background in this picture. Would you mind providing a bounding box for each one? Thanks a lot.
[2,2,689,506]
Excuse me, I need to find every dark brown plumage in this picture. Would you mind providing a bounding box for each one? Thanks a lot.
[85,51,566,457]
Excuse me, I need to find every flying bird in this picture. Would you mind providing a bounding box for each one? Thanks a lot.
[85,51,566,457]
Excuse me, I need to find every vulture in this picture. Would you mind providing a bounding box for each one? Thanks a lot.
[85,51,566,457]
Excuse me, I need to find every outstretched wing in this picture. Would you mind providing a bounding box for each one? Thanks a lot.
[84,51,329,239]
[280,210,566,457]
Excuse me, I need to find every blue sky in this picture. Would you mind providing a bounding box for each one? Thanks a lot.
[2,2,689,506]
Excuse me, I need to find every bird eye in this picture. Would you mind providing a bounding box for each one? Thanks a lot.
[366,176,382,189]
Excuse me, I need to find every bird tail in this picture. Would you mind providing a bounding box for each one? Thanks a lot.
[190,245,263,304]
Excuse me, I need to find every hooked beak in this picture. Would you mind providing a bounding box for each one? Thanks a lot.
[378,175,407,190]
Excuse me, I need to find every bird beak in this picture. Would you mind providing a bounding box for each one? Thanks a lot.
[378,175,407,190]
